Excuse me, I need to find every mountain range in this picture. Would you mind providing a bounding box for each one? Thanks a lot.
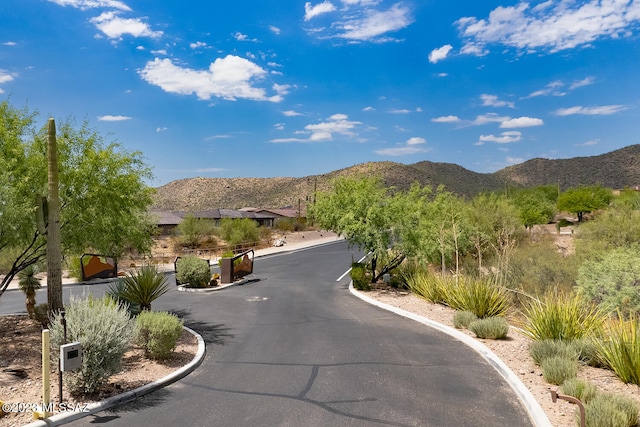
[152,145,640,212]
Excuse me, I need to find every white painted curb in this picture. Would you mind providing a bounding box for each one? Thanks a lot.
[349,282,552,427]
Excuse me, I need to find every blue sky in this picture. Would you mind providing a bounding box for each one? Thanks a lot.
[1,0,639,185]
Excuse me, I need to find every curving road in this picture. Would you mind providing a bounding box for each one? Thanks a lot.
[11,241,534,426]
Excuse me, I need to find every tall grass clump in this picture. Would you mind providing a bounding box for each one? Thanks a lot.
[595,316,640,385]
[136,311,184,360]
[529,340,580,366]
[445,276,511,318]
[540,355,578,385]
[453,311,478,329]
[521,292,606,341]
[407,270,447,304]
[584,393,639,427]
[50,295,135,395]
[108,264,169,311]
[559,378,598,404]
[468,316,509,339]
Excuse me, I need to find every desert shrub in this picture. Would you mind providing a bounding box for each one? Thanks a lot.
[32,303,50,327]
[468,316,509,339]
[108,265,169,311]
[572,337,603,367]
[521,292,606,341]
[176,255,211,287]
[446,276,511,318]
[507,238,577,296]
[541,356,578,385]
[50,295,135,395]
[453,311,478,329]
[176,214,216,248]
[219,218,260,249]
[274,218,306,232]
[529,340,580,366]
[595,316,640,385]
[395,258,421,287]
[136,311,184,360]
[584,393,639,427]
[407,270,447,304]
[560,378,598,404]
[350,262,370,291]
[577,247,640,318]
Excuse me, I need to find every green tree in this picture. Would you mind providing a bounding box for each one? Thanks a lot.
[312,176,402,281]
[509,186,556,230]
[429,187,469,276]
[557,185,613,222]
[218,217,260,249]
[575,206,640,259]
[176,213,215,248]
[0,101,155,298]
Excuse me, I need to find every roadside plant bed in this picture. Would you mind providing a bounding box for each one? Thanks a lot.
[0,315,197,427]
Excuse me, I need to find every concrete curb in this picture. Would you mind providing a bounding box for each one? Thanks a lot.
[348,283,552,427]
[23,325,206,427]
[176,278,249,293]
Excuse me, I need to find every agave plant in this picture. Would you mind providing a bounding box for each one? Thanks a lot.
[18,264,42,318]
[110,265,169,312]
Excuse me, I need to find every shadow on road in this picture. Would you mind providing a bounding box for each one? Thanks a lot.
[170,309,234,346]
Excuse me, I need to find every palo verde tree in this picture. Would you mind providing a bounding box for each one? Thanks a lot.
[0,101,155,299]
[557,184,613,222]
[311,176,403,282]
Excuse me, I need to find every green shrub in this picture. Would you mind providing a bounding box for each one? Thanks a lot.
[540,356,578,385]
[577,247,640,318]
[445,276,511,318]
[529,340,580,366]
[584,393,639,427]
[572,337,603,367]
[468,316,509,339]
[453,311,478,329]
[50,295,135,395]
[407,270,447,304]
[595,316,640,385]
[560,378,598,404]
[136,311,184,360]
[176,255,211,287]
[219,218,260,249]
[521,292,606,341]
[108,265,169,311]
[350,262,370,291]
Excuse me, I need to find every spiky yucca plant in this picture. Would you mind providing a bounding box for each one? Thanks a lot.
[18,264,41,318]
[112,265,169,311]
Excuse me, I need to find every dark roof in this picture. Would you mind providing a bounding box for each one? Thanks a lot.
[149,211,184,226]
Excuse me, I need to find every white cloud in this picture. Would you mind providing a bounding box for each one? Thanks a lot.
[270,113,363,143]
[194,167,226,173]
[283,110,303,117]
[471,113,511,126]
[375,146,430,156]
[156,127,168,132]
[305,2,413,42]
[480,94,514,108]
[139,55,283,102]
[457,1,640,55]
[190,41,207,49]
[90,12,162,39]
[500,117,544,128]
[389,108,411,114]
[476,131,522,145]
[98,115,132,121]
[0,70,14,84]
[554,105,629,116]
[506,156,525,165]
[406,137,426,145]
[576,139,599,147]
[269,25,281,35]
[2,42,17,46]
[431,115,460,123]
[304,1,337,21]
[569,76,595,90]
[438,72,448,77]
[204,134,232,140]
[524,80,565,98]
[363,106,375,111]
[428,44,453,63]
[47,0,131,11]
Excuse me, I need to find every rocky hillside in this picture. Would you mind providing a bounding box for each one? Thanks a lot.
[152,145,640,211]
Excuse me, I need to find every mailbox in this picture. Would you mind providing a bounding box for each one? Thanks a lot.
[60,342,82,371]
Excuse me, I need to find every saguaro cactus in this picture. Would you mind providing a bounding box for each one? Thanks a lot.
[46,118,63,312]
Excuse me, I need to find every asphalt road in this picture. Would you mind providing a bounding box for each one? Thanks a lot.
[3,241,533,426]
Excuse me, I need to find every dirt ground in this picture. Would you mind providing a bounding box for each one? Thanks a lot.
[0,315,197,427]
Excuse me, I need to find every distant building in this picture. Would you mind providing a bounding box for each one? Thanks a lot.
[149,209,278,235]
